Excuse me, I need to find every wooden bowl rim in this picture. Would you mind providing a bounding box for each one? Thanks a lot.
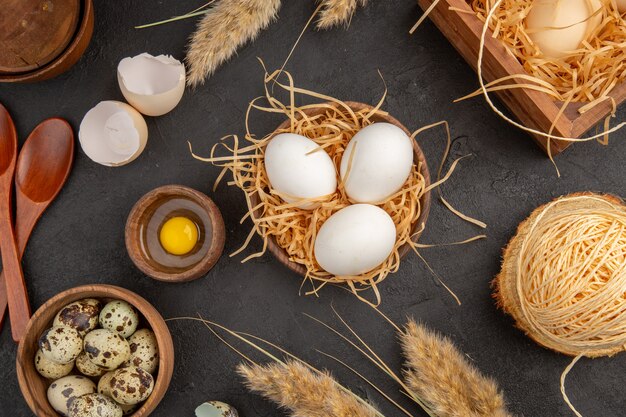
[250,100,432,277]
[16,284,174,417]
[125,184,226,283]
[0,0,94,83]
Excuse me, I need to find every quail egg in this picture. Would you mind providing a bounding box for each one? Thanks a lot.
[83,329,130,370]
[76,352,106,377]
[54,299,101,336]
[126,329,159,374]
[68,393,123,417]
[39,325,83,364]
[195,401,239,417]
[99,300,139,338]
[97,372,138,415]
[109,366,154,405]
[47,375,96,416]
[35,349,74,379]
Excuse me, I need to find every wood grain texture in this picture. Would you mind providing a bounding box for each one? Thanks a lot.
[125,185,226,283]
[250,101,432,277]
[0,103,31,342]
[0,118,75,330]
[416,0,626,156]
[16,284,174,417]
[0,0,93,83]
[0,0,80,74]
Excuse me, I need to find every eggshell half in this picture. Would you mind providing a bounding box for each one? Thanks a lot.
[526,0,603,59]
[79,101,148,167]
[340,123,414,204]
[264,133,337,209]
[118,53,185,116]
[314,204,396,276]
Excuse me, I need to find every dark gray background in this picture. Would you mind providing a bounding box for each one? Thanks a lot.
[1,1,624,416]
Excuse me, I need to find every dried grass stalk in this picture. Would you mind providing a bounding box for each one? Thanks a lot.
[468,0,626,104]
[317,0,369,29]
[400,320,513,417]
[239,360,379,417]
[186,0,282,86]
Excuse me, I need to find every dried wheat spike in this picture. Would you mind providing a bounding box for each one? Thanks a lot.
[317,0,369,29]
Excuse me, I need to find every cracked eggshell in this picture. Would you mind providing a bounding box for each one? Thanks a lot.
[195,401,239,417]
[39,325,83,364]
[68,393,123,417]
[83,329,130,371]
[117,53,185,116]
[79,101,148,167]
[47,375,96,416]
[35,349,74,379]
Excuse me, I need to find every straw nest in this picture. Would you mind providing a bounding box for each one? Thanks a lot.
[495,192,626,357]
[194,70,434,305]
[469,0,626,108]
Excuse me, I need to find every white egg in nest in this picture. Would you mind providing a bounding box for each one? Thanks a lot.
[526,0,603,59]
[264,133,337,209]
[340,123,414,204]
[314,204,397,276]
[117,53,185,116]
[79,101,148,167]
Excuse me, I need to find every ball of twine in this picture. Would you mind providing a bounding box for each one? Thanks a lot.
[495,193,626,357]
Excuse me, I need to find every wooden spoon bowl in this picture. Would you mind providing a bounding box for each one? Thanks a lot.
[249,101,432,277]
[16,284,174,417]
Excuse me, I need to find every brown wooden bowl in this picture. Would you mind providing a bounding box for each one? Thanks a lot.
[250,101,432,277]
[16,284,174,417]
[125,185,226,283]
[0,0,94,83]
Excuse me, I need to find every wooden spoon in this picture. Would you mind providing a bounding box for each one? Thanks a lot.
[0,118,74,331]
[0,103,31,342]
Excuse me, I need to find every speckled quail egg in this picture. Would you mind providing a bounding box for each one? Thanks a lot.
[83,329,130,370]
[109,366,154,405]
[126,329,159,374]
[39,325,83,364]
[47,375,96,416]
[75,352,106,377]
[34,349,74,379]
[68,393,123,417]
[195,401,239,417]
[97,372,137,416]
[54,299,101,336]
[99,300,139,338]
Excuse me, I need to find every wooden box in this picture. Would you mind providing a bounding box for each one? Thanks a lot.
[417,0,626,156]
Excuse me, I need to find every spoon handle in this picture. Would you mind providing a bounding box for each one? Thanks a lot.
[0,211,31,343]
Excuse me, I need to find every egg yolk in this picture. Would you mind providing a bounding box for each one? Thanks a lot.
[159,217,198,255]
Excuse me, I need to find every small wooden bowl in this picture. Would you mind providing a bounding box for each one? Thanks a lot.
[250,101,432,277]
[125,185,226,283]
[16,284,174,417]
[0,0,94,83]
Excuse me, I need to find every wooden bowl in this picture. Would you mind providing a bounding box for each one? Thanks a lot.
[16,284,174,417]
[251,101,432,277]
[0,0,94,83]
[125,185,226,283]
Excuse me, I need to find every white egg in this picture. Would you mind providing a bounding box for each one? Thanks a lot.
[314,204,396,276]
[264,133,337,209]
[617,0,626,12]
[118,53,185,116]
[79,101,148,167]
[526,0,603,59]
[339,123,414,204]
